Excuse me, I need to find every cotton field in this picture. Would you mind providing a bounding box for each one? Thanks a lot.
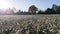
[0,15,60,34]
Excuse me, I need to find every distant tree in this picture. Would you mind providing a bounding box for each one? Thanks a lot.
[15,10,29,15]
[38,4,60,14]
[38,10,45,14]
[15,10,22,15]
[45,8,51,14]
[28,5,38,14]
[52,4,57,11]
[56,6,60,14]
[52,4,60,14]
[45,8,55,14]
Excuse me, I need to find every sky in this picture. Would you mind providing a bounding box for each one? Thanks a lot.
[0,0,60,11]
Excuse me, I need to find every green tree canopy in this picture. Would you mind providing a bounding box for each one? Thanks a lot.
[28,5,38,14]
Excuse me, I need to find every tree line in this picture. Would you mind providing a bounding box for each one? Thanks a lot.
[15,4,60,15]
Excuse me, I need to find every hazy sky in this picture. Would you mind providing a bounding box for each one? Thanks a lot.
[0,0,60,11]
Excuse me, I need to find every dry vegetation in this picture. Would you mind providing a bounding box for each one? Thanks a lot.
[0,15,60,34]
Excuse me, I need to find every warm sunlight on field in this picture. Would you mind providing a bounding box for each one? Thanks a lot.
[0,0,60,34]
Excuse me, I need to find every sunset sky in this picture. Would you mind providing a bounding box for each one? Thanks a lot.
[0,0,60,11]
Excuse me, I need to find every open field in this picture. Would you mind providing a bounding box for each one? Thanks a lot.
[0,15,60,34]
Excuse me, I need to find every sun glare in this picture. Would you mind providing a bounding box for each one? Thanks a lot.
[0,0,12,9]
